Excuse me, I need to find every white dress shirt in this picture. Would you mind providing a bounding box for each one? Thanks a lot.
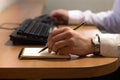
[68,0,120,58]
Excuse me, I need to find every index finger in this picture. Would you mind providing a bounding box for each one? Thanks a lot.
[48,27,69,41]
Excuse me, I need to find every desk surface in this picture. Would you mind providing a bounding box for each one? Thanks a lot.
[0,0,118,79]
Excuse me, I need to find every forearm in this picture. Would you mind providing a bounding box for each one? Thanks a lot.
[68,10,113,26]
[68,10,120,32]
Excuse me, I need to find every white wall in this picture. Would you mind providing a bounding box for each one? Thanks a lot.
[43,0,114,14]
[0,0,17,12]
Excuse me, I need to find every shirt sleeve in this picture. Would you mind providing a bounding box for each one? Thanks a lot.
[68,0,120,33]
[99,33,120,57]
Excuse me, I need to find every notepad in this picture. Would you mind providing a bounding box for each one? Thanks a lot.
[18,48,71,59]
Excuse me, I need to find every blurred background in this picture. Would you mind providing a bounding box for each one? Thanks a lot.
[43,0,114,13]
[0,0,114,13]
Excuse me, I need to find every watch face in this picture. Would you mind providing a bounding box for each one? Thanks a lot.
[92,35,100,53]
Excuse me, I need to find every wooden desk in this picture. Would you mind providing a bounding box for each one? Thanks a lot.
[0,0,118,79]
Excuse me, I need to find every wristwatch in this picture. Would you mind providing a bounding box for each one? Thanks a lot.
[92,34,100,54]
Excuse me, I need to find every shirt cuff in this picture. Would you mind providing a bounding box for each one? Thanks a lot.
[68,10,84,24]
[99,34,120,57]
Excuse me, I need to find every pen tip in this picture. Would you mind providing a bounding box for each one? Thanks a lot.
[39,46,48,53]
[39,50,42,53]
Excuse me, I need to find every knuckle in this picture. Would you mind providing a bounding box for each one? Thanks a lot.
[68,38,74,45]
[51,37,55,42]
[53,43,59,52]
[61,27,71,31]
[54,42,59,48]
[50,31,54,36]
[66,30,73,36]
[65,27,71,30]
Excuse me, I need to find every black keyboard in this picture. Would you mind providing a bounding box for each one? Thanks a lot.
[10,15,58,45]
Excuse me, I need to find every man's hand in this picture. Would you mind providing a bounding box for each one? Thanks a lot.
[47,27,94,56]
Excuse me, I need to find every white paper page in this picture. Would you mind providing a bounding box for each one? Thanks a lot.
[21,48,71,58]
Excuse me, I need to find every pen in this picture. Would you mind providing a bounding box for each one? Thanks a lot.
[39,46,48,53]
[39,22,85,53]
[73,22,85,30]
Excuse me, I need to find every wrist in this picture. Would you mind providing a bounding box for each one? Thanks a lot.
[68,10,83,24]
